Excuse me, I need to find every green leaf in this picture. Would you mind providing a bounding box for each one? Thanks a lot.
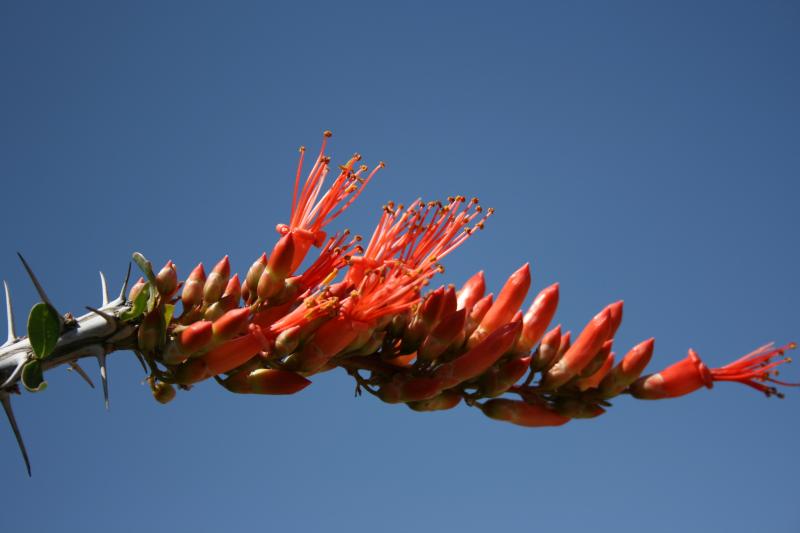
[161,304,175,344]
[21,360,47,392]
[132,252,156,284]
[27,302,61,359]
[119,282,151,321]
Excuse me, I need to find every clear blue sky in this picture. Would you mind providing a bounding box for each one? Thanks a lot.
[1,2,798,532]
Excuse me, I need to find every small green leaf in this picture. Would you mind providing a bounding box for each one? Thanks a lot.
[161,304,175,344]
[21,360,47,392]
[146,281,158,313]
[27,302,61,359]
[132,252,156,284]
[120,282,151,321]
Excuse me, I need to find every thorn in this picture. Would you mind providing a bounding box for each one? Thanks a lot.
[1,392,31,476]
[3,281,16,346]
[68,361,95,389]
[95,351,110,410]
[16,253,60,317]
[133,351,148,375]
[99,271,109,307]
[85,306,116,326]
[119,263,132,301]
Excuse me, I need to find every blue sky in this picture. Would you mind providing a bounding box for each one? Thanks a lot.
[1,2,798,532]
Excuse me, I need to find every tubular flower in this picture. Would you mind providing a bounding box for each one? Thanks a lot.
[630,343,798,399]
[79,134,793,435]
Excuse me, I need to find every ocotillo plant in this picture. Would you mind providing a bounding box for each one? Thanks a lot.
[0,131,796,476]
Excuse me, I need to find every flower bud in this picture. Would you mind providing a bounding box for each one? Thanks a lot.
[598,338,654,398]
[203,256,230,304]
[258,234,296,300]
[530,325,562,371]
[407,390,462,412]
[418,308,467,362]
[212,307,251,342]
[245,253,267,295]
[469,263,530,348]
[181,264,206,310]
[151,381,176,404]
[203,293,239,321]
[541,308,611,390]
[554,399,606,419]
[514,283,559,354]
[247,369,311,395]
[435,319,522,388]
[223,274,241,303]
[137,310,162,354]
[128,277,146,302]
[480,399,570,427]
[155,261,178,297]
[456,271,485,311]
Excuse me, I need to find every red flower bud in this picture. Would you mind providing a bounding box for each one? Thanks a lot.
[456,270,485,311]
[290,317,366,373]
[223,274,241,304]
[480,399,570,427]
[554,399,606,419]
[176,320,214,355]
[480,355,532,397]
[418,308,467,362]
[378,375,445,404]
[541,308,611,390]
[203,293,239,321]
[407,390,462,412]
[258,233,296,300]
[203,255,230,304]
[435,319,522,388]
[173,358,209,385]
[247,368,311,395]
[212,307,251,342]
[274,325,302,357]
[155,261,178,297]
[181,263,206,310]
[515,283,559,354]
[245,253,267,295]
[469,263,530,348]
[531,325,562,371]
[201,324,271,376]
[598,338,655,398]
[578,339,614,379]
[575,351,615,392]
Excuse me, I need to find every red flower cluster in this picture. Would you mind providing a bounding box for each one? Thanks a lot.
[134,133,797,427]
